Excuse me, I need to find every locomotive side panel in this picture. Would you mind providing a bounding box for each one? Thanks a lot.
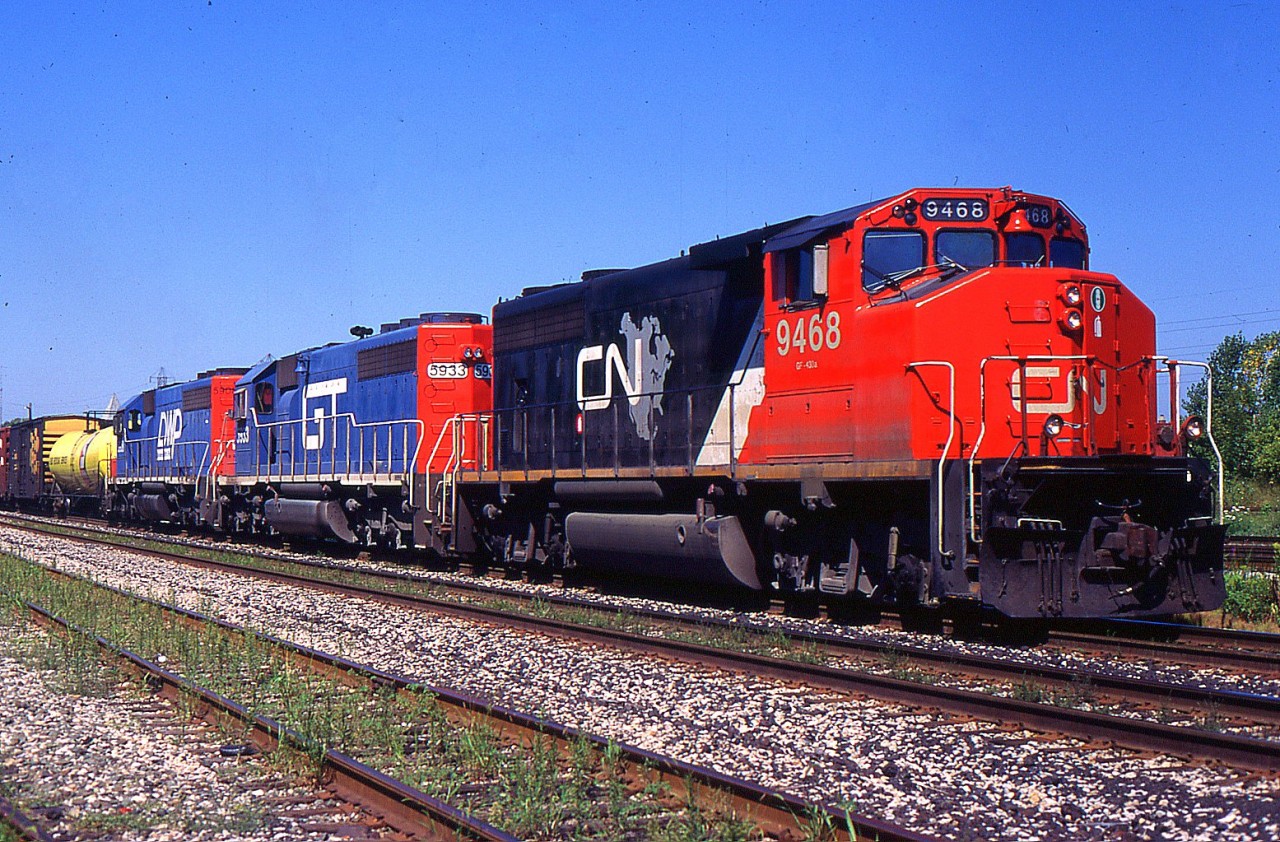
[112,369,248,524]
[229,314,491,548]
[492,234,774,476]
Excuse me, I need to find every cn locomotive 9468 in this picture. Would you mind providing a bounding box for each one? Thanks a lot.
[450,187,1225,618]
[9,186,1222,620]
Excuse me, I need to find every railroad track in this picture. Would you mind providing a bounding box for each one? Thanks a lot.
[1226,536,1280,572]
[12,511,1280,672]
[2,529,932,842]
[6,518,1280,773]
[47,591,532,840]
[0,794,53,842]
[13,597,519,842]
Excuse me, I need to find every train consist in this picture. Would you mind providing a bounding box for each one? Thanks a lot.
[1,187,1226,618]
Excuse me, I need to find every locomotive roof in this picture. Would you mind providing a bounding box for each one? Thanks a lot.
[762,200,877,254]
[501,218,802,314]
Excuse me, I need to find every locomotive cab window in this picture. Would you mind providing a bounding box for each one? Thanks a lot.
[1004,233,1046,267]
[935,230,995,272]
[773,243,829,305]
[862,229,925,291]
[1050,237,1086,269]
[126,410,142,433]
[255,383,274,415]
[233,389,249,426]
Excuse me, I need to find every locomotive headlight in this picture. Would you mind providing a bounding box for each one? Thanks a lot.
[1059,283,1082,306]
[463,347,474,360]
[473,347,484,360]
[1182,415,1206,440]
[1043,414,1065,438]
[1061,308,1083,332]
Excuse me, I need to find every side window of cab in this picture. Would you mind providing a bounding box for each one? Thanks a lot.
[255,383,274,415]
[233,389,249,427]
[772,243,829,306]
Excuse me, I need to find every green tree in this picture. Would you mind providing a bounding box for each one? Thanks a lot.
[1185,331,1280,482]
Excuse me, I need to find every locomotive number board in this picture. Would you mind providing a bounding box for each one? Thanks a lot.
[920,198,988,221]
[427,362,492,380]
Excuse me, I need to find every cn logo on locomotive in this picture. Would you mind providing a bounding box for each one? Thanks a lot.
[575,313,675,441]
[1010,366,1108,416]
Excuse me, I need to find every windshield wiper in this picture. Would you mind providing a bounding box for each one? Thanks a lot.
[882,258,970,286]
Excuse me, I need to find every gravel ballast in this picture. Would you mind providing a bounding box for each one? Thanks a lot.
[3,525,1278,841]
[0,617,381,840]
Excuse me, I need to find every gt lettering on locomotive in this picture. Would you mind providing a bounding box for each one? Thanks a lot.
[303,377,348,451]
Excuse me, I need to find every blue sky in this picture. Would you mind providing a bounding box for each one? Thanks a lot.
[2,2,1277,418]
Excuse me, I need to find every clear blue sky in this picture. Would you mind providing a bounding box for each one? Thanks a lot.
[2,1,1277,418]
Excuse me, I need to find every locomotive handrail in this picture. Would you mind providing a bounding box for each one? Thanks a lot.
[114,436,211,483]
[968,354,1096,543]
[1155,357,1224,523]
[245,409,425,491]
[906,360,956,562]
[424,413,491,531]
[489,380,746,477]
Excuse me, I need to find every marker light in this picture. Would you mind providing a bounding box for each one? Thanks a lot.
[1059,283,1082,306]
[1182,416,1205,440]
[1043,414,1065,437]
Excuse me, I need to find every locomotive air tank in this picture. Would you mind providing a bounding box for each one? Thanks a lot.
[49,427,117,495]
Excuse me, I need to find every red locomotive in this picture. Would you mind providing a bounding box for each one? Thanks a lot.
[447,187,1224,618]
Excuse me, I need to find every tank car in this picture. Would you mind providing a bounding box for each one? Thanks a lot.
[109,369,247,525]
[224,313,492,549]
[1,415,113,513]
[444,187,1224,619]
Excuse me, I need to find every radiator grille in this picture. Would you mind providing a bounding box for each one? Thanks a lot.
[494,300,585,354]
[181,387,211,412]
[358,339,417,380]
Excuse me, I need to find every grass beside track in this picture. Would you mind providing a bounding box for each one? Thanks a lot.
[0,551,807,842]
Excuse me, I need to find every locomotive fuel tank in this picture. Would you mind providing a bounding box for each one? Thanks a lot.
[49,427,117,495]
